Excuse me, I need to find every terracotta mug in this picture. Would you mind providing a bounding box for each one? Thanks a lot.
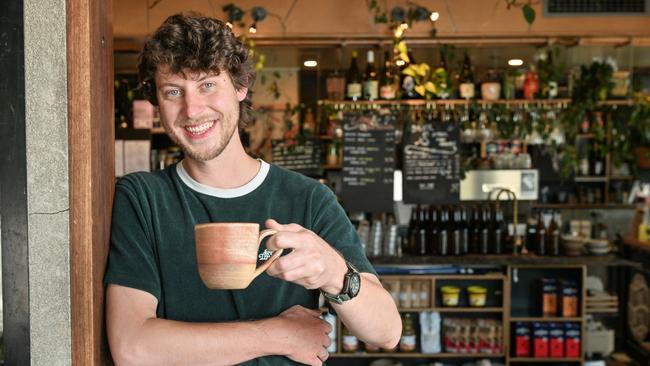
[195,222,282,290]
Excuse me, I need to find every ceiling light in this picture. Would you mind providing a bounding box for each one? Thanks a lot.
[303,60,318,68]
[430,12,440,22]
[508,58,524,66]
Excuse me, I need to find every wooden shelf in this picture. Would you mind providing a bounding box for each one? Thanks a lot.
[510,317,582,322]
[574,176,607,183]
[150,127,165,134]
[318,99,632,107]
[433,307,504,313]
[509,357,582,362]
[610,175,634,181]
[332,352,505,358]
[371,254,634,267]
[321,164,341,170]
[531,203,635,210]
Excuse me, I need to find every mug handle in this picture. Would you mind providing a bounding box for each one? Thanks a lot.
[251,229,283,281]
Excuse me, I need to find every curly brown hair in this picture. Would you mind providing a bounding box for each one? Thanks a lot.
[138,13,256,128]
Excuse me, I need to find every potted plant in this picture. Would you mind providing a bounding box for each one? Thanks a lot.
[630,93,650,169]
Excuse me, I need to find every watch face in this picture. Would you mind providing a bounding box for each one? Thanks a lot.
[348,273,361,297]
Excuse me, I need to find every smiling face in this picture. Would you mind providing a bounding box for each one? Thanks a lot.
[154,67,249,162]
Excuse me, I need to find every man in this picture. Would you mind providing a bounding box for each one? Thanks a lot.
[104,13,401,366]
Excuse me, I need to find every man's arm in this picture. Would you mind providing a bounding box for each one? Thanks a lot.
[106,284,331,366]
[265,219,402,349]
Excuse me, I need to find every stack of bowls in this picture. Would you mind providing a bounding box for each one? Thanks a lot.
[585,238,611,255]
[562,235,585,256]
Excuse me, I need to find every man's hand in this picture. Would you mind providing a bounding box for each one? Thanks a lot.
[264,219,347,294]
[269,305,332,365]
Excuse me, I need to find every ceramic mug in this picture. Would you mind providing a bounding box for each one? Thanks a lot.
[195,222,282,289]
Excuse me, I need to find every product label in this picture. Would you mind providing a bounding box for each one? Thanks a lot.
[459,83,475,99]
[342,335,359,352]
[363,80,379,100]
[380,84,396,99]
[347,83,362,99]
[399,335,416,351]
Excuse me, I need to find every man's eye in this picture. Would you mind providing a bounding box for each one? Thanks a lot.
[166,89,181,97]
[204,82,215,89]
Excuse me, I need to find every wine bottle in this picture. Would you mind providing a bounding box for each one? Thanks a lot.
[379,50,397,100]
[546,211,561,256]
[418,206,429,256]
[451,206,462,256]
[479,206,490,255]
[536,211,547,256]
[492,206,506,255]
[437,49,450,99]
[438,206,449,256]
[363,50,379,101]
[427,206,438,255]
[346,51,362,101]
[459,52,475,99]
[407,205,420,256]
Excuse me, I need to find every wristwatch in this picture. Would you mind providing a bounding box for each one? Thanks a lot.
[320,261,361,304]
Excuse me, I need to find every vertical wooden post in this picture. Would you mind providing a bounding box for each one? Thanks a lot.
[67,0,115,364]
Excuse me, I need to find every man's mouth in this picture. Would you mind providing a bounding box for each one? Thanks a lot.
[184,120,216,136]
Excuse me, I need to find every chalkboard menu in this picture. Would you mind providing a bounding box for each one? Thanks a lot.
[403,115,461,204]
[271,138,321,176]
[341,110,395,213]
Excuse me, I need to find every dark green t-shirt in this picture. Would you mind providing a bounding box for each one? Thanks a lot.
[104,160,375,365]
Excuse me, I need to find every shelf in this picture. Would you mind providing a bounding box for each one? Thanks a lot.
[574,176,607,183]
[370,254,635,267]
[433,307,504,313]
[150,127,165,134]
[510,317,582,322]
[509,357,582,362]
[332,352,505,358]
[318,99,632,107]
[321,164,341,170]
[610,175,634,181]
[531,203,635,210]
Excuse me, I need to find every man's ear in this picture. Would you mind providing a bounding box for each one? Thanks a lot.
[236,87,248,102]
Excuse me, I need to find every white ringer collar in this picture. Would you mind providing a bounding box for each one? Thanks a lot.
[176,159,270,198]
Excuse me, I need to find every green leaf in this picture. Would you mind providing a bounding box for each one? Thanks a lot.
[375,14,388,23]
[522,4,535,25]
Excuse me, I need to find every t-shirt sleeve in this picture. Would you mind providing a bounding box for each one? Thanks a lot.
[309,183,377,276]
[103,177,162,301]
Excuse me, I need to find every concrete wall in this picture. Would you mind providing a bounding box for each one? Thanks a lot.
[24,0,71,364]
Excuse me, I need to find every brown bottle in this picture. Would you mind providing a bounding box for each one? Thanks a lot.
[536,211,547,256]
[546,211,561,256]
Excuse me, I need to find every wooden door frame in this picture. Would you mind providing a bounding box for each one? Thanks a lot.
[68,0,114,364]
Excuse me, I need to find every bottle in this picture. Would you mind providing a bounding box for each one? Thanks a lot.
[438,206,449,256]
[523,66,539,100]
[407,205,420,256]
[346,51,362,101]
[546,211,561,256]
[451,206,462,256]
[427,206,439,256]
[437,49,450,99]
[400,49,419,100]
[479,206,491,255]
[363,50,379,101]
[536,211,547,256]
[459,52,475,99]
[460,206,470,254]
[492,206,506,254]
[379,50,397,100]
[399,313,417,352]
[590,142,605,176]
[342,326,359,352]
[525,217,538,254]
[469,206,481,254]
[418,206,429,256]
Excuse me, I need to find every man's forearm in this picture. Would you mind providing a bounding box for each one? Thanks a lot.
[112,317,281,366]
[330,273,401,349]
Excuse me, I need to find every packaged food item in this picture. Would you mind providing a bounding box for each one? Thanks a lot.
[419,311,441,353]
[342,326,359,352]
[549,322,564,357]
[541,278,558,317]
[443,318,460,353]
[565,322,581,357]
[382,279,400,307]
[399,313,417,352]
[561,280,579,317]
[515,322,531,357]
[400,280,412,309]
[322,313,337,353]
[468,286,487,307]
[419,280,431,308]
[533,322,549,357]
[441,286,461,307]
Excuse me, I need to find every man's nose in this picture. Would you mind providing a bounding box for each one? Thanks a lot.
[183,92,204,120]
